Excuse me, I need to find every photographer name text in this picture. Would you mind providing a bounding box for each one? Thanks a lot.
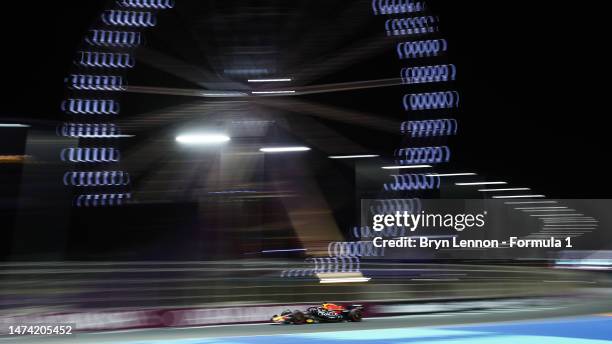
[372,236,573,249]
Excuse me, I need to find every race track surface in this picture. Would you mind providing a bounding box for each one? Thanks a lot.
[3,298,612,343]
[106,316,612,344]
[141,316,611,344]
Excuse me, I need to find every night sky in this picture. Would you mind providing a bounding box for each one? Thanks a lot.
[2,1,607,197]
[0,1,608,260]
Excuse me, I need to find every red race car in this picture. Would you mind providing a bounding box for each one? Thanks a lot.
[271,303,364,324]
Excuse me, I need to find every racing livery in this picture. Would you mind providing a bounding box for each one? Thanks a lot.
[271,303,364,324]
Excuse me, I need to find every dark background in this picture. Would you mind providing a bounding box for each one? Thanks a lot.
[0,1,608,260]
[1,0,607,197]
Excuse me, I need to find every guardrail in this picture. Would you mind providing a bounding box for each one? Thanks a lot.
[0,260,589,312]
[0,260,601,333]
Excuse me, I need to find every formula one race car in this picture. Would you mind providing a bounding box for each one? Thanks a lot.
[271,303,364,324]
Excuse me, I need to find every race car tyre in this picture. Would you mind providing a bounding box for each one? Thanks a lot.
[347,309,363,322]
[292,310,306,324]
